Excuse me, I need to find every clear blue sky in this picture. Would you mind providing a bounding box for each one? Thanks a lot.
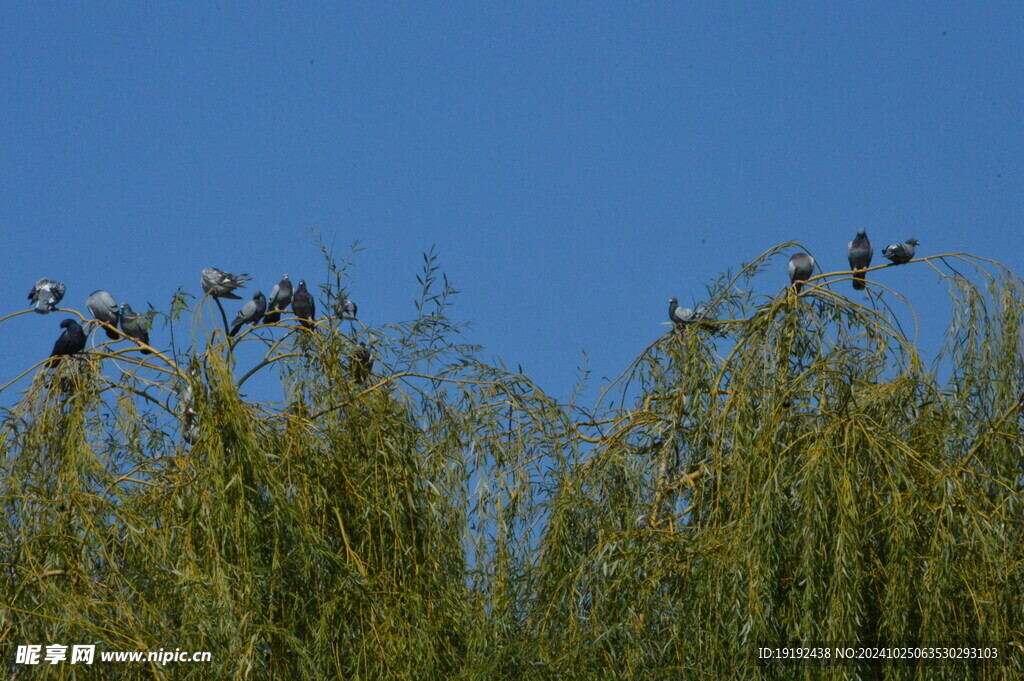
[2,4,1022,401]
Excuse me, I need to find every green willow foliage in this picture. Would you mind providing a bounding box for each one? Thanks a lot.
[1,245,1022,680]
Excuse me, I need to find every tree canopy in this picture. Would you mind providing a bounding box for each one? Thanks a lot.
[2,245,1022,680]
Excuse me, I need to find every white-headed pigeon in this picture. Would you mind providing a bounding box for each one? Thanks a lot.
[788,253,816,292]
[230,290,267,336]
[882,238,919,265]
[847,228,873,290]
[47,319,86,366]
[292,280,315,330]
[668,298,710,329]
[200,268,251,299]
[28,279,66,314]
[119,303,152,354]
[263,274,293,324]
[86,290,121,340]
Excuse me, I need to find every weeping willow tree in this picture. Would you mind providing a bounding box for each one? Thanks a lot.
[517,245,1024,681]
[0,247,555,680]
[1,244,1023,680]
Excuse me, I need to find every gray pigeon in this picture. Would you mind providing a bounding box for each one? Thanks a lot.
[179,378,200,444]
[788,253,816,292]
[183,423,201,445]
[230,290,267,336]
[351,341,374,383]
[882,238,919,265]
[201,268,251,299]
[263,274,293,324]
[47,319,86,366]
[120,303,153,354]
[292,280,315,330]
[86,290,121,340]
[668,298,709,329]
[847,228,873,290]
[28,279,66,314]
[340,296,358,321]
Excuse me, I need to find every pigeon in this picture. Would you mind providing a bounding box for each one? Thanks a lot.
[668,298,709,329]
[788,253,816,292]
[119,303,152,354]
[183,423,200,445]
[86,290,121,340]
[47,319,86,366]
[847,227,873,291]
[230,290,267,336]
[882,238,919,265]
[28,279,66,314]
[351,342,374,383]
[292,280,315,330]
[340,296,358,321]
[262,274,293,324]
[179,379,200,444]
[200,268,251,299]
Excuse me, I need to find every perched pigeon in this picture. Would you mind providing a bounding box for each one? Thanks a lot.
[788,253,816,292]
[86,290,121,340]
[668,298,709,329]
[119,303,152,354]
[183,423,200,445]
[351,342,374,383]
[47,319,86,366]
[340,296,358,321]
[200,268,251,299]
[178,378,200,444]
[882,238,919,265]
[230,290,267,336]
[262,274,293,324]
[847,227,873,291]
[28,279,66,314]
[292,280,315,330]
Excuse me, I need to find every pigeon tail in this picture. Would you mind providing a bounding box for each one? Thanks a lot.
[131,332,153,354]
[852,271,867,290]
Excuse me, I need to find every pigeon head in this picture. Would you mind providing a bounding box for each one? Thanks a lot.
[856,227,867,237]
[669,297,678,305]
[60,319,80,330]
[282,274,290,281]
[121,303,134,314]
[906,238,920,246]
[253,290,263,299]
[298,280,308,291]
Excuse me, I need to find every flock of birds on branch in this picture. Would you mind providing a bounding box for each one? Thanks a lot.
[668,229,919,329]
[30,269,365,370]
[25,230,921,369]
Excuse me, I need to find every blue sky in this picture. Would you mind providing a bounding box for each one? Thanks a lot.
[2,3,1022,403]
